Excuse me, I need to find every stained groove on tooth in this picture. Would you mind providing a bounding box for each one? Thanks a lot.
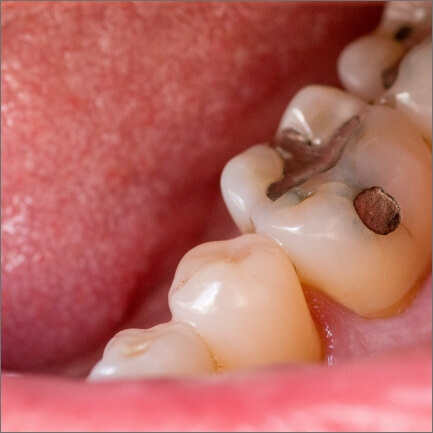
[337,34,405,101]
[88,322,216,381]
[168,234,322,371]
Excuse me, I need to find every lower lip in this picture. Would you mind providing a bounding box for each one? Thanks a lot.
[2,348,431,431]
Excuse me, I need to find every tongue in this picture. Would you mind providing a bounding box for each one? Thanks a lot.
[1,1,383,371]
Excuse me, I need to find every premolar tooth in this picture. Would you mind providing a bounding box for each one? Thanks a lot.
[377,1,432,44]
[88,322,216,381]
[381,38,432,143]
[337,34,405,101]
[168,233,322,371]
[222,87,431,318]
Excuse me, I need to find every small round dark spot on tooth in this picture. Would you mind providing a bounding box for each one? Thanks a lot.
[353,186,401,235]
[394,25,413,41]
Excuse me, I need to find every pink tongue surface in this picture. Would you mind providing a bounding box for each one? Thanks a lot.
[1,2,384,371]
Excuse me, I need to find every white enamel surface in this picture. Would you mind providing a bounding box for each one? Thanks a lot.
[277,85,366,143]
[88,322,216,381]
[222,88,431,317]
[221,144,283,233]
[168,233,322,371]
[378,1,432,41]
[381,38,432,143]
[337,34,405,102]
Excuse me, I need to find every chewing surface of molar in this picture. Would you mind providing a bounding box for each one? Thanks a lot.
[88,322,216,381]
[381,38,432,144]
[222,87,431,318]
[169,233,322,371]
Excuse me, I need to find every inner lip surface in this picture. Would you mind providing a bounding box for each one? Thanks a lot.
[1,1,432,431]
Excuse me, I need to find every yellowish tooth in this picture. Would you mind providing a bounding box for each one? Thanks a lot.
[221,86,431,318]
[168,233,322,371]
[88,322,216,381]
[337,34,405,102]
[377,1,432,42]
[381,38,432,144]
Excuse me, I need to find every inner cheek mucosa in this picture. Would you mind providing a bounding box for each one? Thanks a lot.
[89,1,432,381]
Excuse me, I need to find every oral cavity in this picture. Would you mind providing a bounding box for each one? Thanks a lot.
[338,1,432,143]
[89,2,432,381]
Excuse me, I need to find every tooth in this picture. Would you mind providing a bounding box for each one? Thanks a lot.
[377,1,432,44]
[88,322,216,381]
[222,86,432,318]
[337,1,432,104]
[381,38,432,143]
[168,233,322,371]
[337,34,405,101]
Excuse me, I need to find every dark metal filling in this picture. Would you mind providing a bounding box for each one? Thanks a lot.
[266,116,360,201]
[353,186,401,235]
[394,25,413,42]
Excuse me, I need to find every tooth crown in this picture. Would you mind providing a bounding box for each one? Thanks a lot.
[377,1,432,42]
[168,233,322,370]
[222,87,431,318]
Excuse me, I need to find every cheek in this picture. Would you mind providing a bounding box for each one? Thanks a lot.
[1,2,382,370]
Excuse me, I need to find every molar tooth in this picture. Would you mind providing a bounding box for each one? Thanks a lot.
[168,233,322,371]
[381,38,432,143]
[222,86,431,318]
[88,322,216,381]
